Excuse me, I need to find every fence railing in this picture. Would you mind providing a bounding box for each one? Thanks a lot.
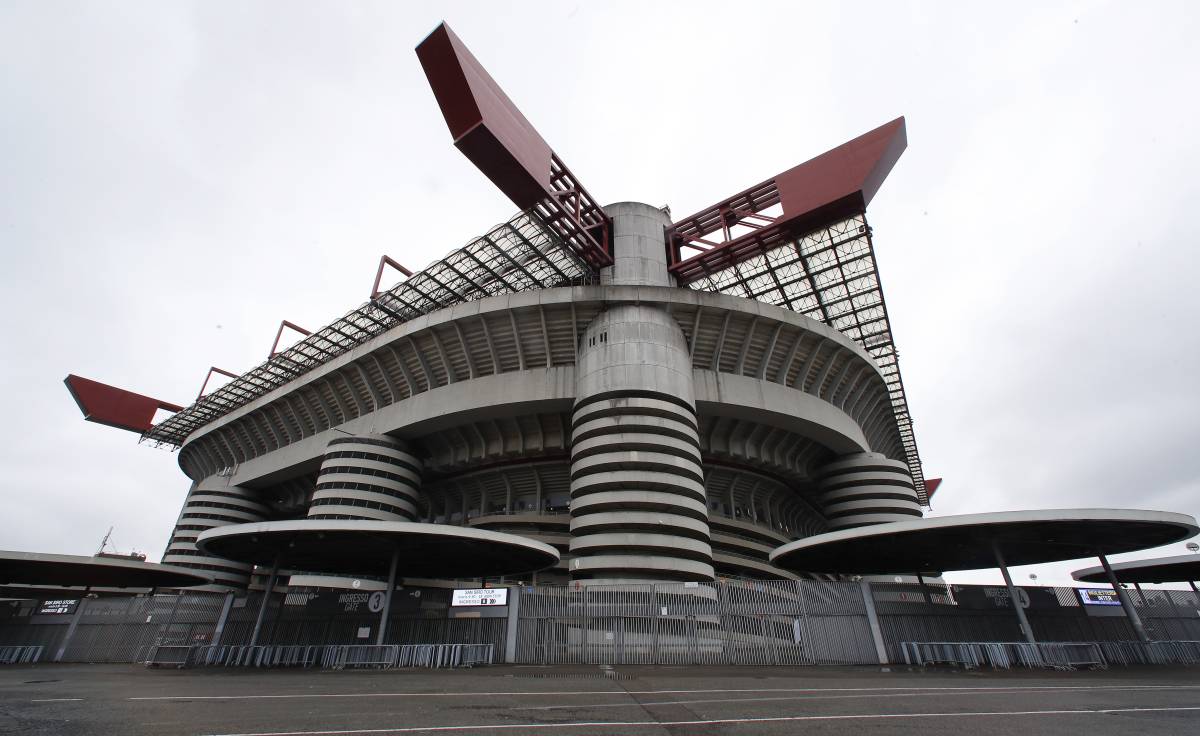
[164,643,494,669]
[900,640,1200,670]
[0,645,44,664]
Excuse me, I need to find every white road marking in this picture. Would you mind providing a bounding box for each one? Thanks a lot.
[514,684,1200,710]
[202,706,1200,736]
[129,683,1200,702]
[31,698,83,702]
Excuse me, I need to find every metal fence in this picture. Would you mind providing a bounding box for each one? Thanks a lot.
[4,581,1200,668]
[0,645,43,664]
[870,581,1200,663]
[515,579,878,665]
[144,642,495,669]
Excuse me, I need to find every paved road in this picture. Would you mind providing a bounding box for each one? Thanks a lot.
[2,664,1199,735]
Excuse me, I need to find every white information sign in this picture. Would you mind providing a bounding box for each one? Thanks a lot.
[451,588,508,607]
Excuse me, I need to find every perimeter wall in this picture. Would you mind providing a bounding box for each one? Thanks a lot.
[3,581,1199,665]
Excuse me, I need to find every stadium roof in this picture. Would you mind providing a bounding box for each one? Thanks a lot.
[0,550,212,589]
[1072,554,1200,584]
[770,509,1200,575]
[142,211,593,447]
[136,205,928,502]
[196,520,559,578]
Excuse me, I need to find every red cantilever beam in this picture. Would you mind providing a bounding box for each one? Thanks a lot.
[64,374,184,434]
[668,117,907,283]
[371,255,413,299]
[197,366,240,401]
[416,22,612,268]
[269,320,312,358]
[924,478,943,501]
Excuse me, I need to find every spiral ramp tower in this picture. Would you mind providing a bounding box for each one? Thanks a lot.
[161,480,270,590]
[816,453,923,530]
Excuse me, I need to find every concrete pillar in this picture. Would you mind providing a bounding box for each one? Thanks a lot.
[211,591,236,646]
[568,202,714,583]
[375,548,400,645]
[1099,552,1151,643]
[859,580,889,664]
[53,597,89,662]
[249,555,281,647]
[504,586,522,663]
[814,453,922,530]
[993,541,1037,647]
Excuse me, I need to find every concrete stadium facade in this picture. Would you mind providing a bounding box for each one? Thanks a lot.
[160,203,923,591]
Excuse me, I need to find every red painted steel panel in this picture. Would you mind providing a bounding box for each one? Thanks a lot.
[668,117,907,282]
[924,478,943,500]
[774,116,907,221]
[416,23,553,209]
[64,374,183,434]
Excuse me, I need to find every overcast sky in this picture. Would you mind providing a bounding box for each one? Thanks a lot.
[2,1,1198,588]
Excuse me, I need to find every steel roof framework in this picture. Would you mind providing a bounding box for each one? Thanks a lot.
[143,212,595,448]
[682,212,927,505]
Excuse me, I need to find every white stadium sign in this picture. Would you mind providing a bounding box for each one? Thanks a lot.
[451,588,508,607]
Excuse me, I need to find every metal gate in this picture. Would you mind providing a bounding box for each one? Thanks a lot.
[515,579,877,665]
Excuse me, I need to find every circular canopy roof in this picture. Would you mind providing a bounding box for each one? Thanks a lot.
[197,520,560,578]
[0,550,212,589]
[0,585,156,599]
[770,510,1199,575]
[1072,554,1200,584]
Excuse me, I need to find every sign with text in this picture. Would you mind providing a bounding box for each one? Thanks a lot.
[451,588,508,607]
[953,585,1059,610]
[37,599,79,615]
[1078,588,1123,606]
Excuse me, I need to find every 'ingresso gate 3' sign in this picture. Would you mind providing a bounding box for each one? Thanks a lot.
[450,588,508,607]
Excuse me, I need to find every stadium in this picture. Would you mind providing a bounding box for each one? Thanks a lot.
[18,23,1198,672]
[69,23,930,593]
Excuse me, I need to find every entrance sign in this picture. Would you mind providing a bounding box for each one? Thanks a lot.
[37,599,79,615]
[1078,588,1123,606]
[451,588,508,607]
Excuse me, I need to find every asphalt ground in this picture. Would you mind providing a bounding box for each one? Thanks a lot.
[1,663,1199,735]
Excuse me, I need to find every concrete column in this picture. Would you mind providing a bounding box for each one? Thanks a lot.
[375,547,400,645]
[992,540,1037,646]
[1099,552,1151,643]
[504,586,522,663]
[568,202,713,583]
[249,554,281,647]
[211,591,236,646]
[53,597,89,662]
[859,580,889,664]
[814,453,922,530]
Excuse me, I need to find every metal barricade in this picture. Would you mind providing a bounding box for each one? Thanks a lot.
[1039,642,1105,670]
[0,645,44,664]
[144,645,194,667]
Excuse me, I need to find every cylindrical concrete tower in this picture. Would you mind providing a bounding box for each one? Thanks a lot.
[308,434,423,521]
[162,479,270,589]
[568,202,715,582]
[815,452,922,530]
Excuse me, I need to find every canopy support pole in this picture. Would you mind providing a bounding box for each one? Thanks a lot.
[1190,581,1199,595]
[992,540,1036,646]
[376,547,400,645]
[916,573,934,605]
[249,554,281,647]
[1098,552,1150,643]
